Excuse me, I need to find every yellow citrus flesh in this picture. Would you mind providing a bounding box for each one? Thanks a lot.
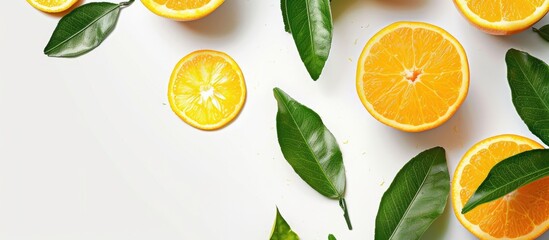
[453,0,549,35]
[26,0,78,13]
[141,0,224,21]
[356,22,469,132]
[452,134,549,239]
[168,50,246,130]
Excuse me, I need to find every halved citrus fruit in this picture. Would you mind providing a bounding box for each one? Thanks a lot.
[26,0,78,13]
[452,134,549,239]
[356,22,469,132]
[141,0,224,21]
[453,0,549,35]
[168,50,246,130]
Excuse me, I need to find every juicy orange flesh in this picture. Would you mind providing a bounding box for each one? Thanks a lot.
[171,54,243,126]
[466,0,544,22]
[459,141,549,238]
[152,0,210,10]
[32,0,72,7]
[360,27,463,126]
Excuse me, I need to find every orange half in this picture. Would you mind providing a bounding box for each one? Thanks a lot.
[356,22,469,132]
[26,0,78,13]
[452,134,549,239]
[141,0,224,21]
[168,50,246,130]
[453,0,549,35]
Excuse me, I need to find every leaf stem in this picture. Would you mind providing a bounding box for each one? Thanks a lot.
[119,0,135,7]
[339,198,353,230]
[533,27,540,33]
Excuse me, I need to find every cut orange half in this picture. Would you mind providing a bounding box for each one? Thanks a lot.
[26,0,78,13]
[356,22,469,132]
[452,134,549,239]
[453,0,549,35]
[168,50,246,130]
[141,0,224,21]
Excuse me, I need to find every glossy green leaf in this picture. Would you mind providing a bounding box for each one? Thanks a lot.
[273,87,352,230]
[284,0,333,80]
[375,147,449,240]
[270,208,300,240]
[533,25,549,42]
[462,149,549,214]
[506,49,549,146]
[44,0,134,58]
[328,234,337,240]
[281,0,290,33]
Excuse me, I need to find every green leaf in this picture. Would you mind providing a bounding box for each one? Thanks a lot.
[328,234,337,240]
[506,49,549,146]
[270,208,300,240]
[273,87,352,230]
[533,25,549,42]
[461,149,549,214]
[375,147,449,240]
[284,0,333,80]
[281,0,290,33]
[44,0,134,58]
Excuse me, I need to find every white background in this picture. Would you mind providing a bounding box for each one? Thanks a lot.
[1,0,549,239]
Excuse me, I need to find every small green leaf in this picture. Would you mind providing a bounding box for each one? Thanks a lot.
[283,0,333,80]
[506,49,549,146]
[44,0,134,58]
[270,208,300,240]
[533,25,549,42]
[375,147,449,240]
[461,149,549,214]
[273,87,352,230]
[328,234,337,240]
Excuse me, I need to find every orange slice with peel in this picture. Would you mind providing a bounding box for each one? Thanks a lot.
[452,134,549,239]
[356,22,469,132]
[168,50,246,130]
[26,0,78,13]
[453,0,549,35]
[141,0,224,21]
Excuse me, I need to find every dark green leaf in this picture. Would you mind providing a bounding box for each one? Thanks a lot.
[462,149,549,214]
[328,234,337,240]
[274,87,344,198]
[506,49,549,146]
[44,0,134,58]
[375,147,449,240]
[281,0,290,33]
[533,25,549,42]
[284,0,333,80]
[273,87,352,230]
[270,208,300,240]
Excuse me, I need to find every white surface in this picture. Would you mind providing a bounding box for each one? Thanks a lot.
[1,0,549,239]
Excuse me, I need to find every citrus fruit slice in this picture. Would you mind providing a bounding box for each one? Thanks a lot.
[26,0,78,13]
[141,0,224,21]
[453,0,549,35]
[356,22,469,132]
[167,50,246,130]
[452,134,549,239]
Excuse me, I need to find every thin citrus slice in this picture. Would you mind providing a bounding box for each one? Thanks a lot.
[453,0,549,35]
[168,50,246,130]
[26,0,78,13]
[452,134,549,240]
[356,22,469,132]
[141,0,224,21]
